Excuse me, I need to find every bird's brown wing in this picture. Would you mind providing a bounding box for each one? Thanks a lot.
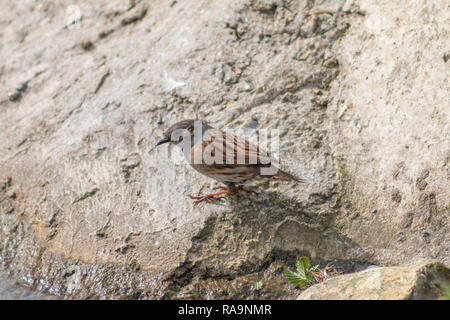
[188,129,303,183]
[190,130,274,166]
[224,132,275,166]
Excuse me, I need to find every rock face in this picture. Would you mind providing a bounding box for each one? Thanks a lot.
[0,271,55,300]
[298,260,450,300]
[0,0,448,299]
[328,0,450,268]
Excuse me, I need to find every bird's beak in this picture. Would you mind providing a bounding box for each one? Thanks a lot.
[155,137,170,147]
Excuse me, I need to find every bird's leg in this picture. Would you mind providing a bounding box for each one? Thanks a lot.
[218,184,258,195]
[190,183,257,205]
[190,190,230,205]
[190,183,236,205]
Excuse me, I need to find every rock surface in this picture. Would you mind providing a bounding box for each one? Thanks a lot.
[298,259,450,300]
[0,0,448,299]
[0,271,55,300]
[328,0,449,268]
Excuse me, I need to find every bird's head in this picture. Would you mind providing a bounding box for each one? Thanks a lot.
[155,119,211,147]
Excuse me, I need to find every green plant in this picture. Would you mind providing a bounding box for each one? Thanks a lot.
[284,256,320,289]
[441,284,450,300]
[254,281,263,291]
[321,81,330,90]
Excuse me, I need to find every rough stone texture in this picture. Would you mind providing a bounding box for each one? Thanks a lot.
[0,0,448,299]
[0,271,56,300]
[298,259,450,300]
[328,0,449,266]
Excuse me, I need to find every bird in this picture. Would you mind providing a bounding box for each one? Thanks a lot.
[155,119,303,204]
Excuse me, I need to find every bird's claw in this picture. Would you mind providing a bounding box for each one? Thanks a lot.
[190,185,257,206]
[190,191,228,205]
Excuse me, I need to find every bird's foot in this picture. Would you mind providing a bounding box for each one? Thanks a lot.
[219,185,258,195]
[190,190,229,205]
[191,185,257,205]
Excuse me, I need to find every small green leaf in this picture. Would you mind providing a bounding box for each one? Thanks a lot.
[254,281,263,291]
[284,268,300,283]
[296,256,311,280]
[283,268,309,289]
[310,264,321,272]
[300,256,311,270]
[306,271,315,282]
[442,284,450,300]
[284,257,321,289]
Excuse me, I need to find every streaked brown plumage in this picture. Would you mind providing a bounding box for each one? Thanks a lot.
[156,119,303,204]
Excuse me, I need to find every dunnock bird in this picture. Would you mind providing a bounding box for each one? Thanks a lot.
[156,119,303,204]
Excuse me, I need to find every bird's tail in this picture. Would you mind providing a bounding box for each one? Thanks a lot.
[272,169,304,183]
